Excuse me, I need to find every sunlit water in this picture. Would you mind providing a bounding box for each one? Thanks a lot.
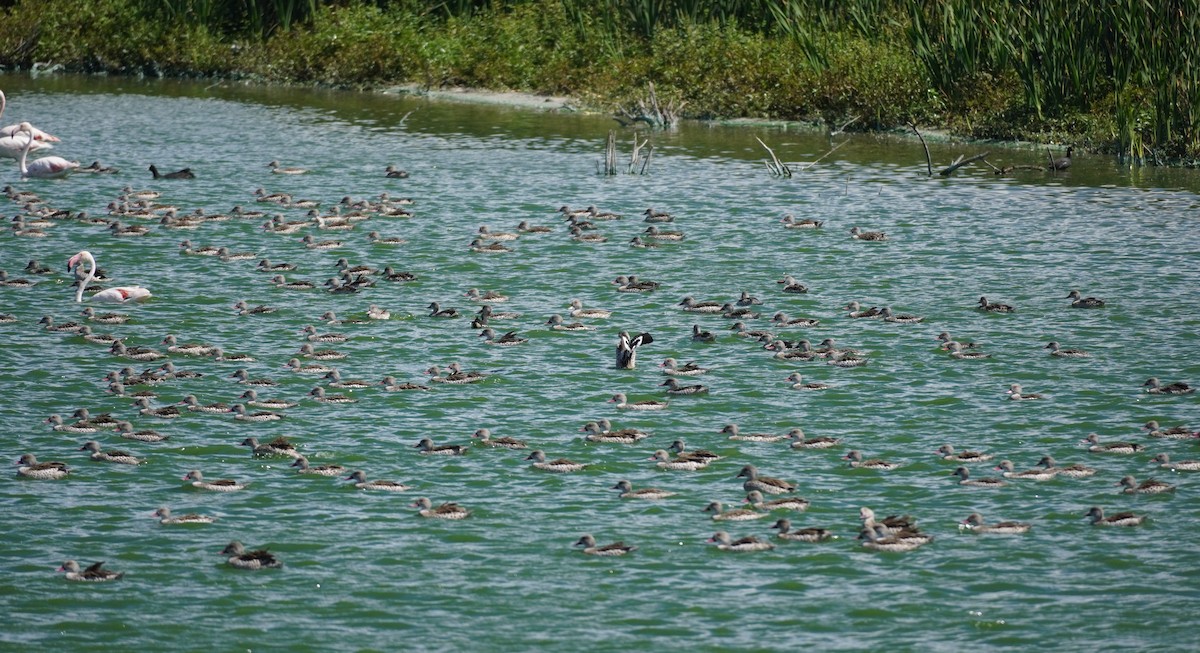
[1,74,1198,651]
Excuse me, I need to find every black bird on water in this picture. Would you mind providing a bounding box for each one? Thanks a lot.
[149,164,195,180]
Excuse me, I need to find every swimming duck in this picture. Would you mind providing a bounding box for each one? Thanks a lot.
[1116,475,1175,494]
[703,500,763,521]
[297,343,345,360]
[157,362,202,380]
[45,414,98,434]
[476,225,519,242]
[526,450,586,472]
[1006,384,1044,400]
[414,438,469,456]
[153,506,215,524]
[345,469,411,491]
[237,389,295,409]
[574,534,637,556]
[300,235,343,250]
[470,428,526,449]
[947,342,990,360]
[581,421,648,444]
[567,299,611,319]
[383,165,409,178]
[611,479,675,499]
[255,258,295,272]
[24,259,51,274]
[951,466,1006,487]
[746,490,809,512]
[690,324,717,343]
[849,226,887,241]
[653,359,708,379]
[720,302,758,319]
[977,296,1015,313]
[79,440,142,465]
[770,312,819,328]
[183,470,246,491]
[614,275,661,293]
[291,456,346,476]
[935,444,992,463]
[217,247,256,262]
[516,220,552,233]
[115,421,168,442]
[935,332,980,350]
[776,275,809,293]
[628,236,659,248]
[643,207,674,222]
[1149,453,1200,472]
[719,423,787,442]
[426,364,487,384]
[80,307,130,324]
[1045,341,1090,357]
[1085,506,1145,527]
[16,453,69,479]
[880,307,924,323]
[111,341,166,362]
[300,325,348,343]
[1033,455,1095,478]
[857,525,931,552]
[737,465,796,494]
[650,449,708,471]
[134,397,181,419]
[322,370,370,389]
[267,160,308,175]
[75,326,121,345]
[843,301,882,318]
[667,439,720,463]
[230,404,283,422]
[379,376,430,392]
[569,225,607,243]
[58,560,123,582]
[770,518,832,542]
[270,275,316,290]
[241,436,298,458]
[729,322,775,340]
[780,214,822,229]
[996,460,1057,481]
[643,226,685,241]
[955,508,1032,535]
[469,237,512,253]
[858,507,916,534]
[678,296,723,313]
[1082,433,1143,454]
[1143,378,1194,395]
[221,541,281,570]
[786,429,841,449]
[1142,420,1199,439]
[159,334,213,356]
[557,205,590,219]
[308,387,356,404]
[768,340,818,361]
[38,316,83,333]
[1066,289,1105,308]
[0,270,35,288]
[479,328,528,346]
[661,378,709,395]
[426,302,460,319]
[708,531,775,552]
[608,393,668,411]
[71,408,119,427]
[412,497,471,520]
[211,348,257,363]
[827,352,869,368]
[786,373,830,391]
[586,206,621,220]
[476,305,521,321]
[845,450,900,470]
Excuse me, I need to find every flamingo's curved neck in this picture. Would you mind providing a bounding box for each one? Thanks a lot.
[73,252,96,302]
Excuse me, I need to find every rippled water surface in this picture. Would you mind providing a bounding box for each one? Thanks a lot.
[1,74,1198,652]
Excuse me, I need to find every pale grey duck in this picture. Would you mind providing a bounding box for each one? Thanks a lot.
[771,518,832,542]
[574,534,637,556]
[221,541,282,570]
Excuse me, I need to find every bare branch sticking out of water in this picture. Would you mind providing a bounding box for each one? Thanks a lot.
[614,83,683,130]
[755,137,792,178]
[909,122,932,177]
[939,152,989,176]
[796,140,848,172]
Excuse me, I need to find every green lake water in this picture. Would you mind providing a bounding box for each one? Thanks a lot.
[0,74,1198,652]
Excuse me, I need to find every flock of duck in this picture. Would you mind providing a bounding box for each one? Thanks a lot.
[1,93,1195,584]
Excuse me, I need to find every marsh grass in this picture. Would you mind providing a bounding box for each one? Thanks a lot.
[1,0,1198,162]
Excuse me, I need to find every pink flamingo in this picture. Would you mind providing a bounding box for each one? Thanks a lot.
[0,90,60,141]
[17,123,76,178]
[67,250,151,303]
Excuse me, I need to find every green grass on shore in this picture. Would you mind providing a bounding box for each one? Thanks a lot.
[0,0,1195,164]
